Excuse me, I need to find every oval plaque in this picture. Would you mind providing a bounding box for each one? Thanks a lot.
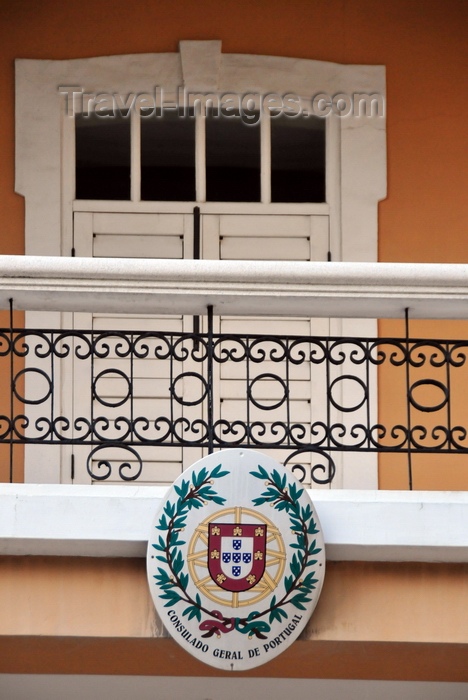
[147,449,326,671]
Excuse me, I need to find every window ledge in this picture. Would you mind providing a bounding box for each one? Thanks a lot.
[0,484,466,562]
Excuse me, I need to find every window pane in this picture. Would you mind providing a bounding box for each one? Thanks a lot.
[141,111,195,201]
[206,112,260,202]
[271,115,325,203]
[75,112,131,200]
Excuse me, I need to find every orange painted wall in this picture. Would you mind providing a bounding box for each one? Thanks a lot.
[1,556,467,680]
[0,0,466,486]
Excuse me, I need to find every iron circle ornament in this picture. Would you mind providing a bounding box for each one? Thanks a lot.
[146,448,326,671]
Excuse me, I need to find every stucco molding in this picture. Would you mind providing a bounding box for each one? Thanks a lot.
[0,484,466,562]
[0,255,468,319]
[15,43,386,261]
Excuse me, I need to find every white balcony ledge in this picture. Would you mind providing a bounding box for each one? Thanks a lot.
[0,484,466,562]
[0,255,468,318]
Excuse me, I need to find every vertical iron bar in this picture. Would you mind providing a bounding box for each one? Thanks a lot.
[193,206,201,350]
[207,305,214,454]
[8,299,14,483]
[246,334,251,447]
[285,337,291,443]
[326,337,331,452]
[193,206,201,260]
[130,331,134,445]
[170,331,175,446]
[446,339,452,452]
[91,324,95,447]
[404,308,413,490]
[366,339,371,449]
[50,329,55,445]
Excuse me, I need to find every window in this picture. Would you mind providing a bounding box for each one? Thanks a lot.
[75,111,131,200]
[271,114,325,203]
[16,43,386,487]
[75,108,326,204]
[205,109,261,202]
[141,110,196,201]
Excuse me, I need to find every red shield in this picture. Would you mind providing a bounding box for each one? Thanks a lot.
[208,522,267,592]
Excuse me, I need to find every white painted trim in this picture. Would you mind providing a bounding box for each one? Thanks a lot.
[1,255,468,319]
[0,484,466,562]
[15,45,386,262]
[260,110,271,204]
[3,676,468,700]
[72,201,331,214]
[130,109,141,202]
[195,111,206,202]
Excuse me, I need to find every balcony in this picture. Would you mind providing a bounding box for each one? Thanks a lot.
[1,255,467,689]
[1,254,468,490]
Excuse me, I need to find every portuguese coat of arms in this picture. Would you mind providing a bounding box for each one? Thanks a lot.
[147,449,326,671]
[208,522,267,592]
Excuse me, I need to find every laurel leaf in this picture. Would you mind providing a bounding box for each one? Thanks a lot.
[290,594,312,610]
[197,486,213,498]
[265,487,279,497]
[309,546,322,556]
[159,580,175,590]
[290,553,300,577]
[173,551,184,575]
[289,518,303,532]
[161,591,182,607]
[193,467,208,488]
[210,464,229,479]
[252,497,267,506]
[269,608,282,624]
[276,500,288,511]
[164,502,175,519]
[188,606,201,621]
[154,569,169,584]
[250,465,269,480]
[211,495,226,505]
[271,469,282,489]
[172,517,187,529]
[174,480,190,500]
[157,515,168,531]
[289,483,304,501]
[301,504,312,522]
[301,573,319,591]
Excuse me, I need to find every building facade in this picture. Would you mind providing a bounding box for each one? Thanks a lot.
[0,1,467,697]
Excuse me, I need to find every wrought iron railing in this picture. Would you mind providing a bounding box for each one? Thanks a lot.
[2,307,468,488]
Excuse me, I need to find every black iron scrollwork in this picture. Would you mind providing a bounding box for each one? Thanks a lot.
[2,324,468,485]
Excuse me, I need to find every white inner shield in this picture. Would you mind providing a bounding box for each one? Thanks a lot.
[220,536,254,579]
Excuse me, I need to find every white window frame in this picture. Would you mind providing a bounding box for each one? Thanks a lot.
[74,99,332,207]
[16,40,386,262]
[15,41,387,488]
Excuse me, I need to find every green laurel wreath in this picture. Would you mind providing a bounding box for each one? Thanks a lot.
[151,463,229,619]
[249,465,321,625]
[151,463,321,638]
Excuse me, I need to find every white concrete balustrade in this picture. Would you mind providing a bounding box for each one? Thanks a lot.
[0,255,467,319]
